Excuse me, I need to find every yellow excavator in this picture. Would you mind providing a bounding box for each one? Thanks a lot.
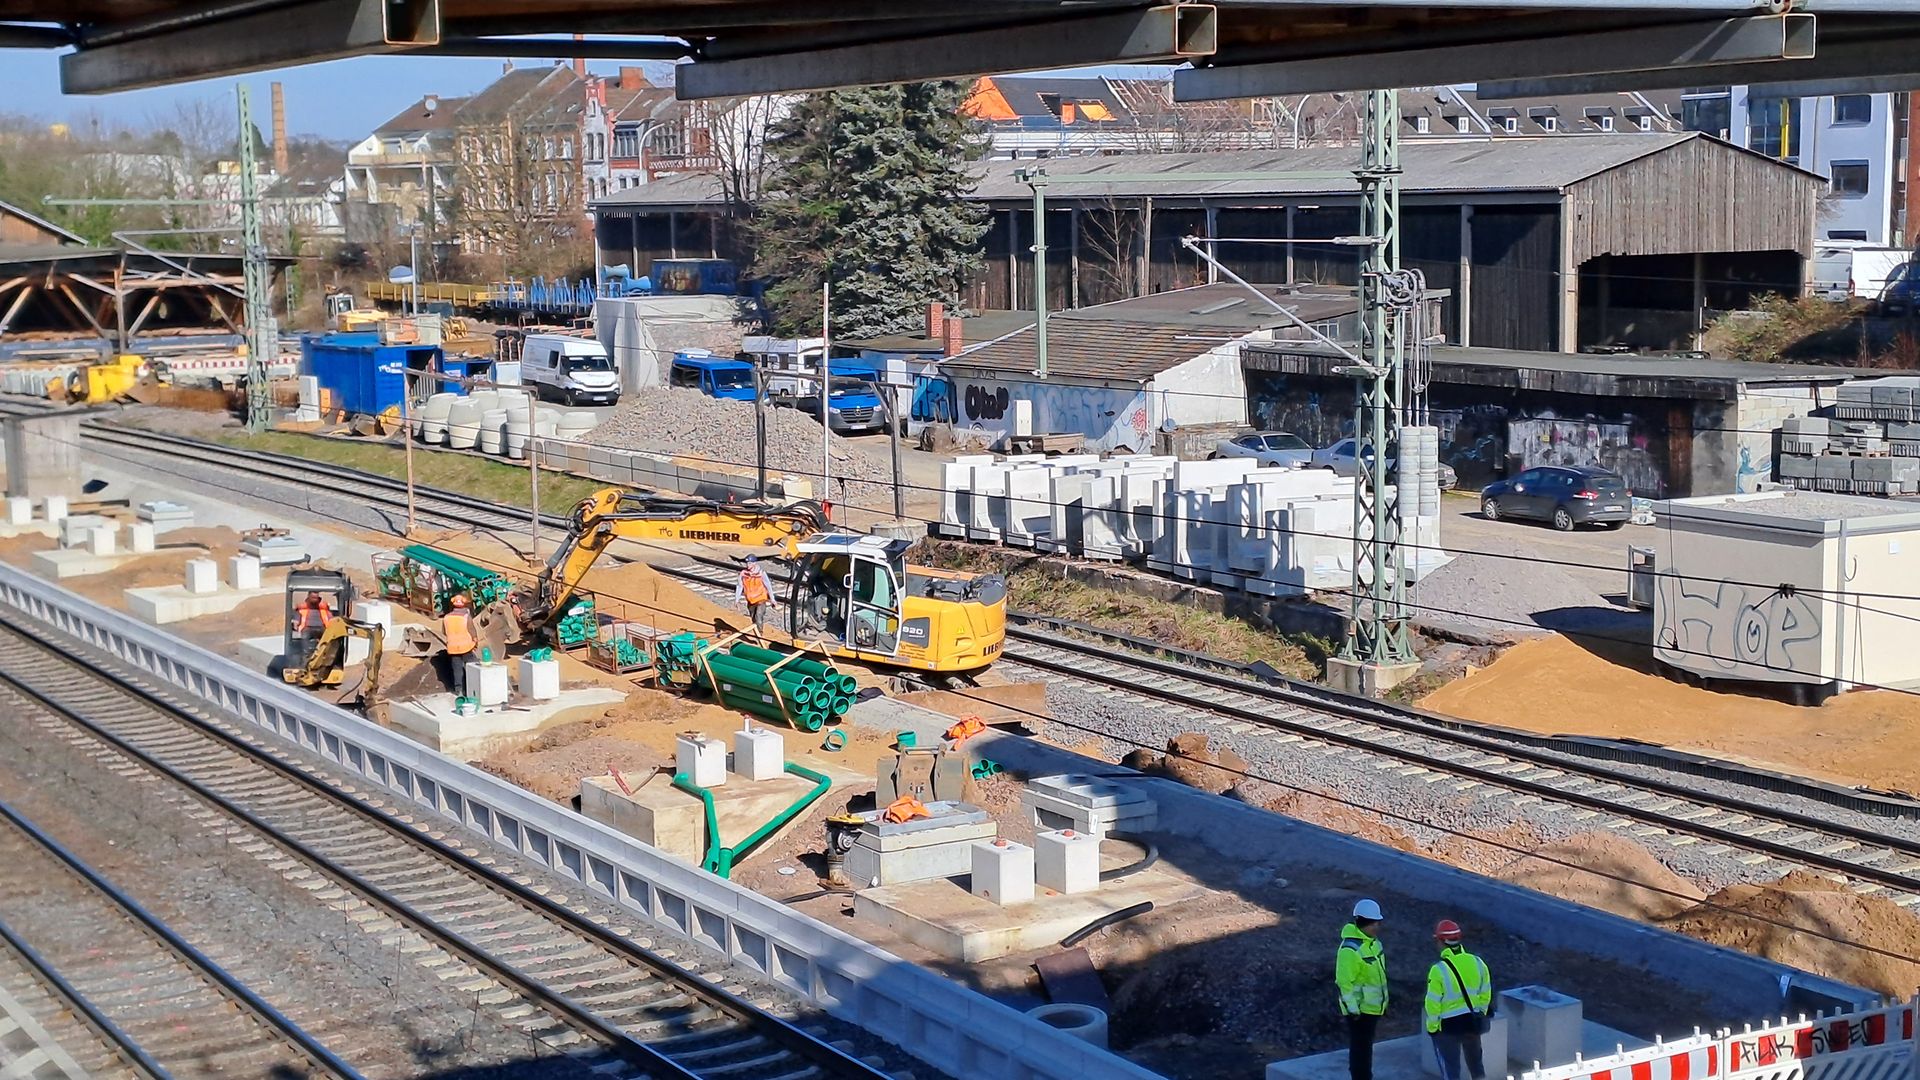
[501,489,1007,675]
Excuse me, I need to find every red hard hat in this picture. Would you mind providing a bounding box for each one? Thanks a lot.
[1434,919,1463,943]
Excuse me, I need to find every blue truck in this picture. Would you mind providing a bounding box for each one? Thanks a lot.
[669,350,758,402]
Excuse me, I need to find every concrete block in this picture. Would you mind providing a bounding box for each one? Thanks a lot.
[1501,986,1582,1070]
[1021,774,1158,836]
[466,661,509,706]
[136,501,193,532]
[227,554,262,591]
[970,839,1034,906]
[517,657,560,700]
[60,514,108,547]
[733,726,785,782]
[3,497,29,525]
[86,525,116,556]
[846,803,997,886]
[1777,454,1818,480]
[356,599,394,636]
[41,496,65,524]
[126,522,155,554]
[1816,455,1854,479]
[184,558,219,595]
[126,581,277,624]
[386,687,625,759]
[677,733,727,788]
[1035,828,1101,894]
[856,868,1203,962]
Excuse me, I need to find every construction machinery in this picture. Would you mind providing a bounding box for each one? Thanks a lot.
[279,569,386,716]
[408,488,1007,675]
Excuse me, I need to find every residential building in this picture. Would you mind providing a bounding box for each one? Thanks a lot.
[342,93,464,244]
[583,68,676,201]
[964,75,1288,158]
[450,64,587,253]
[1680,86,1914,245]
[1400,86,1681,138]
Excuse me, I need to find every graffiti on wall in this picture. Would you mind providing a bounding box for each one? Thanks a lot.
[1509,409,1665,498]
[1656,575,1821,680]
[951,377,1147,452]
[911,375,956,425]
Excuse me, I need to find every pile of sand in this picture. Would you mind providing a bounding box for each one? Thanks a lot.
[1264,789,1424,854]
[1660,871,1920,996]
[1496,833,1705,920]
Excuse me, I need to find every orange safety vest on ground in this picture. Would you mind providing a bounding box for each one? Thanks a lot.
[294,600,333,632]
[442,610,476,654]
[740,568,771,606]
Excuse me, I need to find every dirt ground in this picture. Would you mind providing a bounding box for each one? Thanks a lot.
[1420,635,1920,795]
[1661,872,1920,997]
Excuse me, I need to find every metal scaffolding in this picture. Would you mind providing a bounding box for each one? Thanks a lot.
[236,84,275,434]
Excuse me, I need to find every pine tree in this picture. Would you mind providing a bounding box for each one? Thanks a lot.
[754,82,987,338]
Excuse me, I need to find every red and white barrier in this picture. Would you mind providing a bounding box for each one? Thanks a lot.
[1520,999,1916,1080]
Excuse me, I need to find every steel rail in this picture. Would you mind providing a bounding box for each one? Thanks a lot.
[0,609,895,1080]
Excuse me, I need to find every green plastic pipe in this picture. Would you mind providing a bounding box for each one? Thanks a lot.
[672,762,833,878]
[728,642,837,681]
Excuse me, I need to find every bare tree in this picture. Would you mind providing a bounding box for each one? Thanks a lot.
[1108,80,1271,153]
[450,99,588,272]
[710,94,792,214]
[1076,195,1144,305]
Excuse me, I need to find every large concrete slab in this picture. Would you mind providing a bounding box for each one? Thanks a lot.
[30,547,149,580]
[854,868,1204,962]
[386,687,626,759]
[1264,1017,1642,1080]
[0,521,58,540]
[124,583,280,624]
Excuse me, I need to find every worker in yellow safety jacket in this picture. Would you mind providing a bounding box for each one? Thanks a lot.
[442,594,477,699]
[1336,898,1389,1080]
[291,592,333,666]
[1425,920,1494,1080]
[736,555,772,635]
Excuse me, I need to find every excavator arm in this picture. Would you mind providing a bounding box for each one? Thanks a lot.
[515,490,828,637]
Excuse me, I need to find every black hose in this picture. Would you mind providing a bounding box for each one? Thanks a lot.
[1099,831,1159,882]
[1061,901,1154,948]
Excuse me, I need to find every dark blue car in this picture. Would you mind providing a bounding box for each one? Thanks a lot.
[1480,465,1631,531]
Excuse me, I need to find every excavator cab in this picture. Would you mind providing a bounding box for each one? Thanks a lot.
[789,534,1006,673]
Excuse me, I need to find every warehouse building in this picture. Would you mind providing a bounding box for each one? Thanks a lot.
[1242,341,1857,498]
[590,132,1822,353]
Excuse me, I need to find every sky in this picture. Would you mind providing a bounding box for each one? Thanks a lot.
[0,50,617,142]
[0,49,1162,144]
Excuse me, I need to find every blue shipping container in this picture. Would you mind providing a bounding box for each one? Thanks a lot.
[303,333,444,418]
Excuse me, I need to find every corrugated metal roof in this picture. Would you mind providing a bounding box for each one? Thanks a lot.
[596,132,1802,211]
[1069,282,1356,328]
[946,320,1253,383]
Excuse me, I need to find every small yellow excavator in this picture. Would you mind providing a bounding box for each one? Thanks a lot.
[280,569,388,718]
[500,489,1007,675]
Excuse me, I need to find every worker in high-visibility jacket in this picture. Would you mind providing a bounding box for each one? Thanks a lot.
[1336,899,1389,1080]
[442,594,477,700]
[736,555,772,636]
[1424,919,1495,1080]
[291,591,333,666]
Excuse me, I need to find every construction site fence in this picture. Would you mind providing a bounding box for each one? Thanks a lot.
[0,559,1164,1080]
[1520,997,1916,1080]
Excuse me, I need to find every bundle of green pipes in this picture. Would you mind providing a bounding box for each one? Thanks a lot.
[552,597,596,647]
[655,633,704,683]
[398,544,514,612]
[692,642,858,733]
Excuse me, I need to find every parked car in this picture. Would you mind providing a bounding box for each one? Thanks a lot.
[1309,438,1458,489]
[1213,431,1313,467]
[668,351,757,402]
[797,374,890,435]
[522,332,619,406]
[1479,465,1631,530]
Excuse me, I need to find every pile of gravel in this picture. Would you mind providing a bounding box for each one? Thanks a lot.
[1407,551,1620,636]
[587,386,900,507]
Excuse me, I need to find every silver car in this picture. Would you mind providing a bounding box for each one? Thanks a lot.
[1213,431,1313,468]
[1310,438,1458,489]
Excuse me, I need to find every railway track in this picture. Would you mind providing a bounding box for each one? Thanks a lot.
[0,795,357,1080]
[16,400,1920,905]
[654,557,1920,908]
[0,610,895,1080]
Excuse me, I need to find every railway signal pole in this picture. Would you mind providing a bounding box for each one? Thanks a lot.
[236,84,275,434]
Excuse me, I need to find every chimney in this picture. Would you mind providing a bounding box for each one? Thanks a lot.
[271,81,289,175]
[573,33,586,78]
[925,301,945,340]
[619,66,649,91]
[942,316,964,358]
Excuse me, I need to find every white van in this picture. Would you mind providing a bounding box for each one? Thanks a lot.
[521,333,619,405]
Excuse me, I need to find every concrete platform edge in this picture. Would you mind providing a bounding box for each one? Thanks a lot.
[0,560,1165,1080]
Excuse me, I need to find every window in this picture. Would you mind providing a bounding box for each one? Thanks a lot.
[1829,230,1870,241]
[560,139,572,159]
[1749,96,1801,161]
[1502,116,1519,133]
[1636,114,1653,132]
[1834,95,1872,125]
[1682,94,1731,138]
[1598,115,1614,131]
[1414,115,1430,133]
[1831,161,1871,196]
[1538,115,1557,132]
[1454,116,1471,134]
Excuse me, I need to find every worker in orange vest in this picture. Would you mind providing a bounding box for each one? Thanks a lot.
[290,591,333,666]
[736,555,772,636]
[442,594,478,699]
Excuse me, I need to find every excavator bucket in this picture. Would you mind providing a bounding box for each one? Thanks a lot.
[400,623,444,658]
[330,625,386,716]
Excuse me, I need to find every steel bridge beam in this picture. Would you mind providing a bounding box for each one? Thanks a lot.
[676,2,1216,98]
[1174,13,1814,99]
[61,0,439,94]
[1477,25,1920,95]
